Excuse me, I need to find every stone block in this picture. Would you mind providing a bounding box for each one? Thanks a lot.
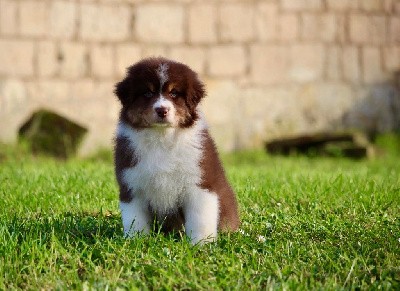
[0,0,18,35]
[281,0,323,11]
[301,13,336,42]
[278,14,299,42]
[37,41,59,77]
[0,40,34,77]
[50,1,77,39]
[70,79,95,100]
[326,0,358,10]
[27,80,70,104]
[188,3,217,44]
[135,4,184,44]
[19,0,49,37]
[360,0,383,11]
[58,42,88,79]
[320,14,337,42]
[326,46,341,80]
[300,13,319,40]
[362,47,387,83]
[169,47,206,75]
[220,3,255,42]
[116,44,141,77]
[79,3,131,41]
[383,46,400,72]
[389,17,400,43]
[349,14,370,44]
[250,45,289,85]
[342,46,361,83]
[289,44,324,82]
[370,16,387,44]
[0,79,28,114]
[256,2,278,41]
[208,46,246,77]
[90,45,114,78]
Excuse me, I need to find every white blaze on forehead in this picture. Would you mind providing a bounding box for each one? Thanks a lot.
[156,63,169,88]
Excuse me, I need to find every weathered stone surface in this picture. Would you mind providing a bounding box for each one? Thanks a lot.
[342,46,361,83]
[58,42,88,79]
[20,0,49,37]
[326,46,341,80]
[220,3,255,42]
[0,0,399,154]
[169,47,206,75]
[116,44,141,77]
[349,14,370,44]
[282,0,323,11]
[37,41,58,77]
[256,2,278,41]
[0,40,34,77]
[0,0,18,35]
[135,4,184,44]
[50,1,77,39]
[326,0,358,10]
[278,14,299,41]
[362,47,387,84]
[383,46,400,72]
[389,17,400,43]
[208,46,247,77]
[188,3,217,44]
[250,45,289,85]
[79,3,131,41]
[289,44,325,82]
[90,45,114,78]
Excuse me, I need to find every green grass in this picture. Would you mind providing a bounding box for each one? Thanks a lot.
[0,145,399,290]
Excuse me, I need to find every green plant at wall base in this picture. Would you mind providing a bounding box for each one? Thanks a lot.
[18,110,87,159]
[0,148,399,289]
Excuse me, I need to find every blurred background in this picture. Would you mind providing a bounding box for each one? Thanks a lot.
[0,0,399,156]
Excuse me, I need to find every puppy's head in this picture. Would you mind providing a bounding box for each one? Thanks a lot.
[115,57,205,129]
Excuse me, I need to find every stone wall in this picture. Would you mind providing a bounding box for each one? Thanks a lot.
[0,0,399,153]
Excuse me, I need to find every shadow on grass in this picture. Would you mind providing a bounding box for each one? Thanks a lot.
[4,211,123,246]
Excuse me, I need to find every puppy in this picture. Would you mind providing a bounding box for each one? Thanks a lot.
[114,57,239,244]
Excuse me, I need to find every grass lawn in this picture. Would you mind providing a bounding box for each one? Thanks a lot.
[0,144,399,289]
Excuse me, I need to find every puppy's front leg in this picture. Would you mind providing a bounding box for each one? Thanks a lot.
[120,197,151,237]
[184,189,219,245]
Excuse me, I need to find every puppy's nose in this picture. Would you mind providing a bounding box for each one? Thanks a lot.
[155,107,169,118]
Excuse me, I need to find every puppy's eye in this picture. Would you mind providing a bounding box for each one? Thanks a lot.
[144,91,154,98]
[169,90,179,98]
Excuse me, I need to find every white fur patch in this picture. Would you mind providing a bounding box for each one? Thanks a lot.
[117,119,206,215]
[117,118,218,243]
[184,190,219,244]
[156,63,169,88]
[120,198,151,236]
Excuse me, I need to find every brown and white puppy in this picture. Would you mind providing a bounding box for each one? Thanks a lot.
[114,57,239,244]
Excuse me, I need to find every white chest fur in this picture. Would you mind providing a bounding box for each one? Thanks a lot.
[117,120,205,215]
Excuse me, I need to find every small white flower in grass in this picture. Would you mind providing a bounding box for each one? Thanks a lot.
[163,247,170,256]
[238,229,250,236]
[266,222,273,229]
[398,238,400,243]
[257,235,266,243]
[277,202,282,207]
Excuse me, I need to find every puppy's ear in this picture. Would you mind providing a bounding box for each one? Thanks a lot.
[114,78,131,106]
[187,76,206,109]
